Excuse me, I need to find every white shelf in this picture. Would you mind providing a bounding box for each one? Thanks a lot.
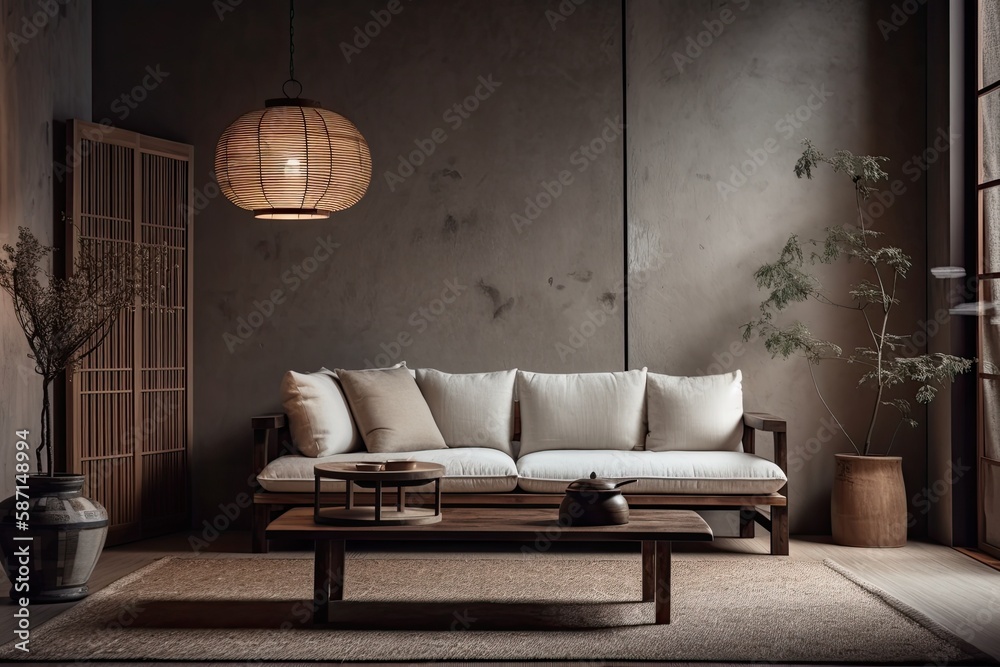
[931,266,967,279]
[949,302,1000,317]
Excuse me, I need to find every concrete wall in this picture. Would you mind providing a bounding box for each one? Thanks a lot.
[88,0,933,535]
[627,0,928,534]
[0,0,91,499]
[92,0,625,524]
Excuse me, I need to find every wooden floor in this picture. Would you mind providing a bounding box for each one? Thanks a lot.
[2,531,1000,666]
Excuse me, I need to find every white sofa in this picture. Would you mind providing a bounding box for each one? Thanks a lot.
[251,366,789,554]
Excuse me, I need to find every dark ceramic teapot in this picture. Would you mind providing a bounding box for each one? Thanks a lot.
[558,472,637,526]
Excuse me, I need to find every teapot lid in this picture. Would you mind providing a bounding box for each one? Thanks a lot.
[566,472,620,491]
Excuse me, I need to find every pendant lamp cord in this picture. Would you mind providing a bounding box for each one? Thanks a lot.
[283,0,302,98]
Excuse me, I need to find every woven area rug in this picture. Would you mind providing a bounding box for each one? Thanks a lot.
[1,556,992,663]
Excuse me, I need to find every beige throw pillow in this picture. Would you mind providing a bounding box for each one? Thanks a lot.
[645,370,744,452]
[336,367,447,453]
[280,369,361,457]
[415,368,516,455]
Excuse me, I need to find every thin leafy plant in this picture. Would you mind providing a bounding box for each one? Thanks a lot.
[742,140,974,456]
[0,222,170,475]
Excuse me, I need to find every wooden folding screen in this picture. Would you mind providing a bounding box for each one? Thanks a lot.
[66,120,194,545]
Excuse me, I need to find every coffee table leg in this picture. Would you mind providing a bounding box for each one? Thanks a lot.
[313,475,321,522]
[314,540,345,625]
[655,541,671,624]
[641,541,655,602]
[397,486,405,512]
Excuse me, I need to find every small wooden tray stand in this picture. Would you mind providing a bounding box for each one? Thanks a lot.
[312,463,444,526]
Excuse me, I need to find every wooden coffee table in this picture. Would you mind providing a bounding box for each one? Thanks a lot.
[266,506,713,626]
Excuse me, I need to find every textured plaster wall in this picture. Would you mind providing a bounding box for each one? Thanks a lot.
[0,0,91,499]
[89,0,933,535]
[626,0,928,534]
[92,0,625,525]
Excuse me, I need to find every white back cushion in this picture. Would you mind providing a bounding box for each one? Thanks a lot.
[281,369,360,457]
[416,368,516,455]
[516,369,647,456]
[646,370,744,452]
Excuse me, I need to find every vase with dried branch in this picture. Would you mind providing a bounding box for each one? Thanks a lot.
[0,222,169,601]
[742,140,975,547]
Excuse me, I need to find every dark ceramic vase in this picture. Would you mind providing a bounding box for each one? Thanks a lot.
[0,474,109,602]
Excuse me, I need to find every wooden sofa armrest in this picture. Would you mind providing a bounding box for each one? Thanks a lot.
[743,412,786,432]
[742,411,789,554]
[743,412,788,494]
[252,413,287,430]
[252,413,289,477]
[742,412,788,489]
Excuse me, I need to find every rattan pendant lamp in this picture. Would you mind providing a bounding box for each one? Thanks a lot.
[215,1,371,220]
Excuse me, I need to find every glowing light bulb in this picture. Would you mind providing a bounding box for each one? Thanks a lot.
[284,158,301,175]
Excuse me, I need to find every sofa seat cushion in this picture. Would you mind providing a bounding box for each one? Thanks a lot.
[258,448,518,493]
[515,450,787,495]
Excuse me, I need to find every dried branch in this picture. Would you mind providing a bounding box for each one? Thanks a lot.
[744,140,975,457]
[0,225,172,474]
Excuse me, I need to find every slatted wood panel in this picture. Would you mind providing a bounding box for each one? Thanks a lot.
[66,120,194,546]
[139,152,191,534]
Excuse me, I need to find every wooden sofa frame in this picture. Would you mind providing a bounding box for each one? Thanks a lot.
[250,411,789,555]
